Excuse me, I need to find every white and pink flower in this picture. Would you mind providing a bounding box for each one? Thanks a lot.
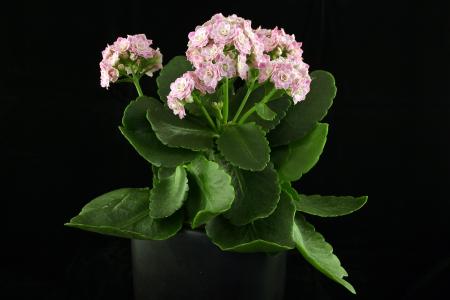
[99,34,163,89]
[188,26,210,48]
[211,18,237,44]
[169,72,195,100]
[195,62,221,91]
[165,14,312,118]
[128,34,154,58]
[216,54,236,78]
[167,95,187,119]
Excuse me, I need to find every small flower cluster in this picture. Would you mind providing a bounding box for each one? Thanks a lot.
[100,34,163,89]
[255,27,311,104]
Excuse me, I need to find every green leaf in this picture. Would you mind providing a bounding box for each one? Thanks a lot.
[149,166,189,219]
[269,70,337,146]
[250,96,291,131]
[233,85,292,132]
[205,190,296,253]
[293,213,355,294]
[255,103,276,120]
[224,164,281,225]
[146,97,216,151]
[157,56,193,102]
[185,156,235,228]
[120,96,197,167]
[294,194,368,217]
[217,123,270,171]
[272,123,328,181]
[65,188,183,240]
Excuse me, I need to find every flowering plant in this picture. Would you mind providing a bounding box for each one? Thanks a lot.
[66,14,367,294]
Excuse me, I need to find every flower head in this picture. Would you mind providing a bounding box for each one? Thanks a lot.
[99,34,163,89]
[185,13,263,82]
[169,72,195,100]
[255,27,311,103]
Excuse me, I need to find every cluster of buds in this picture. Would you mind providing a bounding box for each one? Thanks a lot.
[100,34,162,89]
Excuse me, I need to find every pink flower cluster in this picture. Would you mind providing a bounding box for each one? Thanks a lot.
[255,27,311,103]
[186,13,264,82]
[100,34,163,89]
[166,13,311,118]
[168,13,264,118]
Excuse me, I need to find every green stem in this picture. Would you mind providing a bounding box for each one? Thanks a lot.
[132,75,144,97]
[223,78,229,123]
[232,79,256,123]
[238,87,277,124]
[193,95,217,131]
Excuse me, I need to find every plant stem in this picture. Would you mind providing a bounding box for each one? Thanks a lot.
[232,79,256,123]
[193,94,217,131]
[132,75,144,97]
[238,87,277,124]
[223,78,229,123]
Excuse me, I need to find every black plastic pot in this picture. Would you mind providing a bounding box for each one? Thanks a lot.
[132,229,286,300]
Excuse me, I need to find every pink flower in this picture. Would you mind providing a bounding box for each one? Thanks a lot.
[237,54,249,80]
[188,26,210,48]
[291,78,311,103]
[256,27,278,52]
[186,48,204,68]
[200,43,222,62]
[216,54,236,78]
[101,45,114,60]
[192,72,215,94]
[210,13,225,23]
[167,95,187,119]
[128,34,154,58]
[99,62,119,89]
[195,62,221,91]
[145,49,163,77]
[211,19,237,44]
[257,56,273,83]
[113,37,130,53]
[169,72,195,100]
[233,28,251,55]
[271,60,295,90]
[100,69,110,89]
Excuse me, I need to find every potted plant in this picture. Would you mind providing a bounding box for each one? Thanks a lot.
[66,13,368,299]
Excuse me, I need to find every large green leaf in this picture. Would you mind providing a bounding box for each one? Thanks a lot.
[294,194,368,217]
[185,156,235,228]
[224,164,281,225]
[268,70,337,146]
[120,96,197,167]
[149,166,189,218]
[146,97,216,151]
[272,123,328,181]
[65,188,183,240]
[293,214,355,294]
[205,190,296,253]
[217,123,270,171]
[157,56,193,102]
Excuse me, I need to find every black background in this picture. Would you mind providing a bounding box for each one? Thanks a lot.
[3,1,449,299]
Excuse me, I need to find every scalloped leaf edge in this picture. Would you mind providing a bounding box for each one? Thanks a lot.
[216,122,271,171]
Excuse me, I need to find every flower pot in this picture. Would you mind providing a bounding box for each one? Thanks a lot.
[132,229,286,300]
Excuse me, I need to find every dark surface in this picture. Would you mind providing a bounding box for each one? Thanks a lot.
[2,1,449,299]
[132,230,286,300]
